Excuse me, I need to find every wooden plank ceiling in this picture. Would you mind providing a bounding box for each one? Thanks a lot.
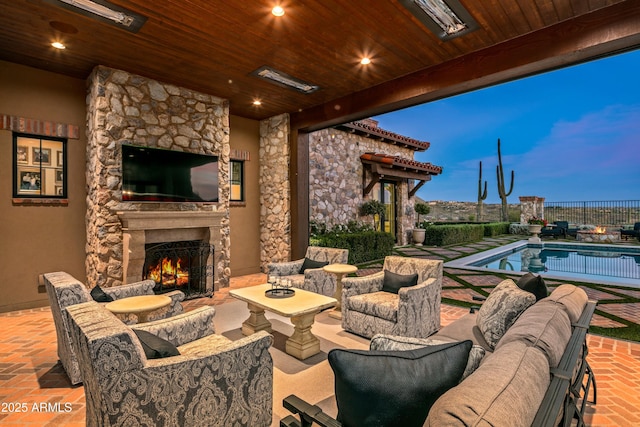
[1,0,639,130]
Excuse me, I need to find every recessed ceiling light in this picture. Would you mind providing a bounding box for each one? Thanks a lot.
[253,100,262,106]
[52,42,66,49]
[360,57,371,65]
[272,6,285,17]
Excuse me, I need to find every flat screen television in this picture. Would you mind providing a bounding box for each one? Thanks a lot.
[122,144,219,202]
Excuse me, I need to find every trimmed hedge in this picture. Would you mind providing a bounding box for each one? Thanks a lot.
[310,231,395,264]
[424,224,485,246]
[483,222,511,237]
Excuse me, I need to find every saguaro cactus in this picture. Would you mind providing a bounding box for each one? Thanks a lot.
[496,138,514,222]
[477,161,488,221]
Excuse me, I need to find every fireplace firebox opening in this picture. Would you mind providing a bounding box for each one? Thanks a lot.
[143,240,213,298]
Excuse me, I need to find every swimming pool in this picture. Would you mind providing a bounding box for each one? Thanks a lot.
[445,241,640,287]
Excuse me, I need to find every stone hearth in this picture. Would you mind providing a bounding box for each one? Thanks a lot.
[118,211,224,294]
[576,229,621,243]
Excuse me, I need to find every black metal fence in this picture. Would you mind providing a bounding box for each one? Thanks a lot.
[544,200,640,226]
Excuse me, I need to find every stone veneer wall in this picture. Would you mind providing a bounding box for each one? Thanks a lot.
[85,66,231,288]
[259,114,290,270]
[519,196,545,224]
[309,128,417,245]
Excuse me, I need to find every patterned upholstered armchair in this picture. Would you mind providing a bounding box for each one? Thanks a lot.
[341,256,443,339]
[267,246,349,296]
[67,301,274,427]
[43,271,185,385]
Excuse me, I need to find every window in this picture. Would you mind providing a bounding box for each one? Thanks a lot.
[13,133,67,199]
[230,160,244,202]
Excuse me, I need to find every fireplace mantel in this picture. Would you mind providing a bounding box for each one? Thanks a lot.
[117,210,224,293]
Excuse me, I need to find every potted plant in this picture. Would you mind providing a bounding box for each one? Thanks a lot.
[527,216,547,239]
[412,203,431,245]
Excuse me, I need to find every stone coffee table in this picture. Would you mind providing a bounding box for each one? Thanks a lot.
[230,284,336,360]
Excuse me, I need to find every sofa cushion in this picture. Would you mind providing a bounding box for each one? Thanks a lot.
[90,285,113,302]
[517,272,548,301]
[496,300,571,368]
[431,312,493,353]
[346,291,399,322]
[329,340,472,427]
[476,279,536,349]
[426,340,550,427]
[370,334,485,380]
[299,257,329,273]
[133,329,180,359]
[381,270,418,294]
[544,284,588,323]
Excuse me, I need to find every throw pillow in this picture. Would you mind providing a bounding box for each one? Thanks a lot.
[381,270,418,294]
[133,330,180,359]
[299,257,329,273]
[517,272,548,301]
[476,279,536,349]
[369,334,486,380]
[90,285,113,302]
[328,340,472,427]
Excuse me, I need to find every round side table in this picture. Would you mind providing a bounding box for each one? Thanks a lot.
[323,263,358,320]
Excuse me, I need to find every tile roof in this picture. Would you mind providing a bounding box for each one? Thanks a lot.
[360,152,443,175]
[334,119,431,151]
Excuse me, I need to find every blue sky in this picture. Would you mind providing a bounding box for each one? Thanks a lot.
[373,49,640,204]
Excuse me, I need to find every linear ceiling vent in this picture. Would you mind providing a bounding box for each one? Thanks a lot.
[45,0,147,33]
[400,0,478,40]
[252,66,320,94]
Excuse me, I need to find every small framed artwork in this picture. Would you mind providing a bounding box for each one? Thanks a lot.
[17,167,43,194]
[55,185,63,196]
[17,145,29,164]
[56,150,63,167]
[33,147,51,166]
[55,169,63,183]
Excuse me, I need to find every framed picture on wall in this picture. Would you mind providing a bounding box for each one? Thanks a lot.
[17,167,43,194]
[17,145,29,164]
[33,147,51,166]
[13,133,67,200]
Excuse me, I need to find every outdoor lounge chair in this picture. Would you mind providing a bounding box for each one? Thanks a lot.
[341,256,442,339]
[43,271,185,385]
[540,221,569,239]
[267,246,349,297]
[620,222,640,240]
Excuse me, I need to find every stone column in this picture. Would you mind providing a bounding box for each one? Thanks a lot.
[519,196,545,224]
[259,114,290,270]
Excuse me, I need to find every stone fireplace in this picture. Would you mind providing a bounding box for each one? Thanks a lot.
[85,66,231,291]
[119,211,224,295]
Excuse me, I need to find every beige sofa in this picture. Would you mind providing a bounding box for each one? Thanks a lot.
[282,283,596,427]
[421,283,596,426]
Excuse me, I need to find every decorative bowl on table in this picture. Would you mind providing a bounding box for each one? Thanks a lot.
[265,276,295,298]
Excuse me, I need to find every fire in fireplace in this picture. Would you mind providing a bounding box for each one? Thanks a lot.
[143,240,214,298]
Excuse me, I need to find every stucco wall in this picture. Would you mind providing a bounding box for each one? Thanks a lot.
[229,115,261,276]
[0,61,87,312]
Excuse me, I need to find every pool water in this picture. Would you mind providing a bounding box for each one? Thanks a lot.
[447,242,640,287]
